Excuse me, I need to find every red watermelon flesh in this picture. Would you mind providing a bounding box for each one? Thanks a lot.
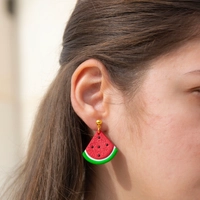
[86,131,114,159]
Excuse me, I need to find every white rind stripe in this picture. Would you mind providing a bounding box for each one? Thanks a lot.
[85,146,117,161]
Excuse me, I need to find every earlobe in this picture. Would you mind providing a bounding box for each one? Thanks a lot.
[71,59,109,130]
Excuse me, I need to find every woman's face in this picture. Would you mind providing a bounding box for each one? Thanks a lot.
[113,40,200,199]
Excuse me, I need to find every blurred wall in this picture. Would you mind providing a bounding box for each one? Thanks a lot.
[0,0,76,190]
[0,0,19,188]
[17,0,76,150]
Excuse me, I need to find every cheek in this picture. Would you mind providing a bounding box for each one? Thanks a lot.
[145,106,200,159]
[138,89,200,163]
[136,111,200,195]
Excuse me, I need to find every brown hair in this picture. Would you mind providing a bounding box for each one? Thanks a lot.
[2,0,200,199]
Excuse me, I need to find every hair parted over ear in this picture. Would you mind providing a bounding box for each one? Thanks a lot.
[71,59,113,131]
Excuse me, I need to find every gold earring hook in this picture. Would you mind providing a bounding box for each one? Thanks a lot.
[96,120,102,133]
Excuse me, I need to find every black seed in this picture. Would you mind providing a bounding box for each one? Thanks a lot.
[98,136,101,139]
[106,143,109,146]
[97,154,100,157]
[98,145,100,148]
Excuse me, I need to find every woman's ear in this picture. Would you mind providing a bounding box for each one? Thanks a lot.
[71,59,112,131]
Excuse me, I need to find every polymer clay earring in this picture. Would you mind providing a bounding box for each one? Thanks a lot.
[82,120,118,165]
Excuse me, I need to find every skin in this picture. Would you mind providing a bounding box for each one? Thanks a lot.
[71,39,200,200]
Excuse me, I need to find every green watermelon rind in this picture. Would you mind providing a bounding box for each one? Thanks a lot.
[82,146,118,165]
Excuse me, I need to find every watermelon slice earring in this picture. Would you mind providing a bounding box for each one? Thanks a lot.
[82,120,118,165]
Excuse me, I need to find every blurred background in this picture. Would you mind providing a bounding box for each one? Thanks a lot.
[0,0,76,190]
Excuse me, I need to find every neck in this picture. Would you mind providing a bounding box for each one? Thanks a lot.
[85,157,140,200]
[86,164,117,200]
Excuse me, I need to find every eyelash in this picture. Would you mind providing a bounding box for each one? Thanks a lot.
[192,88,200,95]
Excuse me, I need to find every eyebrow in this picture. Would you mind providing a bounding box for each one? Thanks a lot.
[184,70,200,75]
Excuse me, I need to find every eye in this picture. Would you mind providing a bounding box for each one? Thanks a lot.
[192,88,200,96]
